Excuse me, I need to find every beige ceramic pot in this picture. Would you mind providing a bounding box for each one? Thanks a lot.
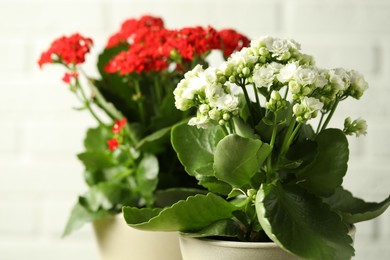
[179,236,298,260]
[93,214,182,260]
[179,226,355,260]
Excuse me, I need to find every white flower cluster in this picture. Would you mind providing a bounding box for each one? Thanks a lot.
[174,65,240,128]
[173,36,369,128]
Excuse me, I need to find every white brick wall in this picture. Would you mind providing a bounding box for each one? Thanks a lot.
[0,0,389,259]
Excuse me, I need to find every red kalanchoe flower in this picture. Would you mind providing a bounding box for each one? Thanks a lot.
[107,138,119,151]
[62,71,79,83]
[218,29,250,58]
[38,33,93,67]
[167,26,220,61]
[106,15,165,48]
[112,118,127,133]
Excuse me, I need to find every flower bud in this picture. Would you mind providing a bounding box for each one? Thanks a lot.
[199,104,210,115]
[222,113,231,121]
[343,117,367,137]
[242,67,250,77]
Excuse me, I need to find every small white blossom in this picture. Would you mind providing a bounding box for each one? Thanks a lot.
[252,65,276,88]
[265,37,290,60]
[293,97,324,122]
[343,117,367,137]
[293,67,318,87]
[315,70,328,89]
[277,62,299,83]
[188,113,211,129]
[328,68,350,92]
[348,70,369,99]
[227,48,258,68]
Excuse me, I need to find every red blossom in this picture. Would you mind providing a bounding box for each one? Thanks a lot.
[106,15,165,48]
[218,29,250,57]
[112,118,127,133]
[62,71,79,83]
[103,16,249,76]
[107,138,119,151]
[167,26,220,61]
[38,33,93,67]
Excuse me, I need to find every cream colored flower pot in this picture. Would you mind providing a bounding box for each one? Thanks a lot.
[179,236,298,260]
[180,226,356,260]
[93,214,182,260]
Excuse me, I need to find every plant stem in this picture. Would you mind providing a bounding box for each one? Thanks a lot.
[75,79,105,126]
[266,114,278,177]
[320,98,340,132]
[316,112,326,134]
[285,122,302,150]
[154,76,162,106]
[252,84,261,110]
[279,117,297,157]
[222,125,229,136]
[134,80,146,124]
[284,85,289,99]
[228,119,236,134]
[239,80,255,127]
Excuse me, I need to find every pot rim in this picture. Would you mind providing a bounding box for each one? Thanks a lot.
[180,224,356,249]
[180,235,282,249]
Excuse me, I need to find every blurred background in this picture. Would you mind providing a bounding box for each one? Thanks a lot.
[0,0,389,259]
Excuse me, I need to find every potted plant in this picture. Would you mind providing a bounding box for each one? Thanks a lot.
[123,35,390,259]
[38,15,249,260]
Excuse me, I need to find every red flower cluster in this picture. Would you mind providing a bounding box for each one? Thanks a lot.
[104,16,250,75]
[106,15,165,48]
[107,118,127,151]
[218,29,250,58]
[166,26,220,61]
[38,33,93,67]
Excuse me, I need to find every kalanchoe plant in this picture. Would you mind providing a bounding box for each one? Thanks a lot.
[38,15,250,236]
[123,36,390,259]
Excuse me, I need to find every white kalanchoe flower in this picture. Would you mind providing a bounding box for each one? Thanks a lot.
[314,69,328,89]
[277,62,299,83]
[188,112,211,129]
[264,37,291,60]
[252,64,276,88]
[328,68,350,93]
[348,70,369,99]
[343,117,368,137]
[174,64,207,111]
[293,97,324,122]
[293,67,318,87]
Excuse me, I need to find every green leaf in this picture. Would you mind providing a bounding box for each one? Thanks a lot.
[136,154,159,207]
[180,219,242,239]
[197,175,232,195]
[84,182,135,211]
[102,166,133,182]
[83,126,111,152]
[77,151,116,171]
[233,117,256,139]
[256,182,354,260]
[62,199,111,237]
[171,123,225,178]
[296,129,349,196]
[324,187,390,224]
[214,134,271,188]
[123,193,238,232]
[136,126,171,153]
[154,188,207,207]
